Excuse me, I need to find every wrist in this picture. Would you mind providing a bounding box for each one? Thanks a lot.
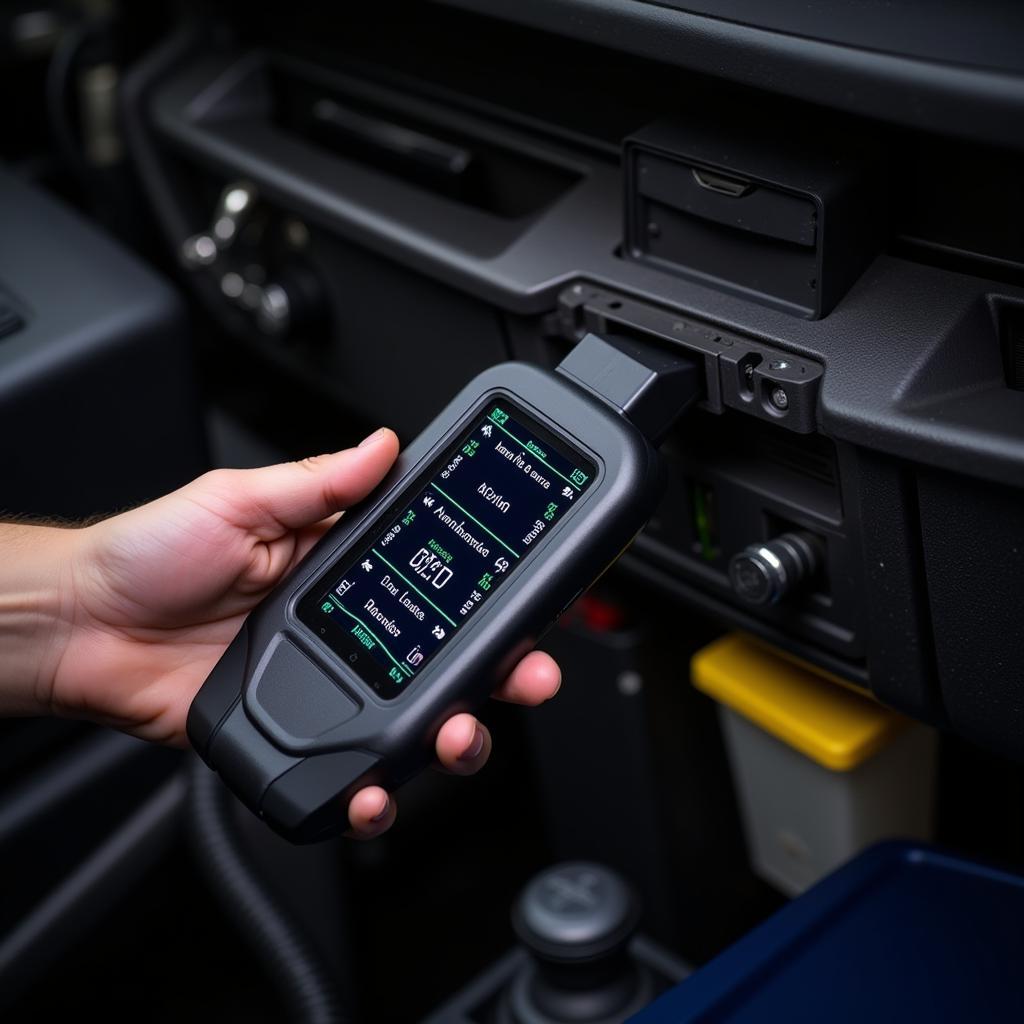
[0,523,82,717]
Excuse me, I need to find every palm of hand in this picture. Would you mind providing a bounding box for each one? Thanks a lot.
[55,470,332,744]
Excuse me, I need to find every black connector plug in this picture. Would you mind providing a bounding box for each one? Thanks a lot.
[556,332,703,444]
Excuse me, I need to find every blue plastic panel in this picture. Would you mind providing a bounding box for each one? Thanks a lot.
[632,842,1024,1022]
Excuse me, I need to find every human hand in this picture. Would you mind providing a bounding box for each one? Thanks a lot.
[38,429,561,836]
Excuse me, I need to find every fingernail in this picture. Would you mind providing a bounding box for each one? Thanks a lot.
[359,428,388,448]
[458,727,485,762]
[370,795,390,822]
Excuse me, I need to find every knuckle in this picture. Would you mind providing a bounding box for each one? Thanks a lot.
[296,454,329,473]
[196,467,236,493]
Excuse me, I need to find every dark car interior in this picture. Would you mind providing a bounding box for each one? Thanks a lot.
[3,2,1024,1021]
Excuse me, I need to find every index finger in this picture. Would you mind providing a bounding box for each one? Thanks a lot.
[492,650,561,705]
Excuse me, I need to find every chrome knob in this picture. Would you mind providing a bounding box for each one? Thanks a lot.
[210,182,257,247]
[179,232,218,268]
[729,531,822,606]
[180,182,258,270]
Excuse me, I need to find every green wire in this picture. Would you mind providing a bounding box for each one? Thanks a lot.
[693,485,720,561]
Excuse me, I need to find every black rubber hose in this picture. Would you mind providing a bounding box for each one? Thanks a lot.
[187,756,348,1024]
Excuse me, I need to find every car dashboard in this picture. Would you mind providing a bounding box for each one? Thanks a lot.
[2,2,1023,1021]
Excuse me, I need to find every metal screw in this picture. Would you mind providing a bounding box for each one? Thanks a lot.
[257,283,291,336]
[220,271,245,300]
[770,386,789,411]
[743,363,755,388]
[617,671,643,697]
[180,233,217,269]
[222,186,254,217]
[213,215,236,243]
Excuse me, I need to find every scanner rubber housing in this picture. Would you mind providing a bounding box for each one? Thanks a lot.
[188,361,663,842]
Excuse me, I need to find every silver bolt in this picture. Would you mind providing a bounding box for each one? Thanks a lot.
[213,215,237,243]
[222,186,254,216]
[180,233,217,268]
[770,386,789,411]
[617,671,643,697]
[257,283,291,336]
[220,271,245,300]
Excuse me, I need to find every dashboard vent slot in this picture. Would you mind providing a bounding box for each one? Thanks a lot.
[269,61,581,220]
[756,435,837,487]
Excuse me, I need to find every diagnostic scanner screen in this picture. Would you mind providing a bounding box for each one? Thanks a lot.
[297,400,595,699]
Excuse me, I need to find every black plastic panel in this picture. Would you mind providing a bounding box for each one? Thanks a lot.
[919,468,1024,760]
[437,0,1024,147]
[851,451,941,724]
[0,168,207,519]
[645,1,1024,72]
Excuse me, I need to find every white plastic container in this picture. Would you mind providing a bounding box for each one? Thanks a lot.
[693,634,938,896]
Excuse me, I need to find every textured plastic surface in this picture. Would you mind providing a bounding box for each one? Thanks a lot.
[692,634,905,771]
[246,637,361,748]
[188,361,664,841]
[629,842,1024,1022]
[917,468,1024,762]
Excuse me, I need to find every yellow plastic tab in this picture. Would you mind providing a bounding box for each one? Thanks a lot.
[692,633,907,771]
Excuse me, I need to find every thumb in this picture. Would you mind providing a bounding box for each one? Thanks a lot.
[222,428,400,532]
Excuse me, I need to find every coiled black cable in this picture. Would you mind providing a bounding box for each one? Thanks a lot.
[187,756,347,1024]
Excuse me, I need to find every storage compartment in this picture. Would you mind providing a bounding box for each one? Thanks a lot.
[624,120,884,318]
[693,634,937,895]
